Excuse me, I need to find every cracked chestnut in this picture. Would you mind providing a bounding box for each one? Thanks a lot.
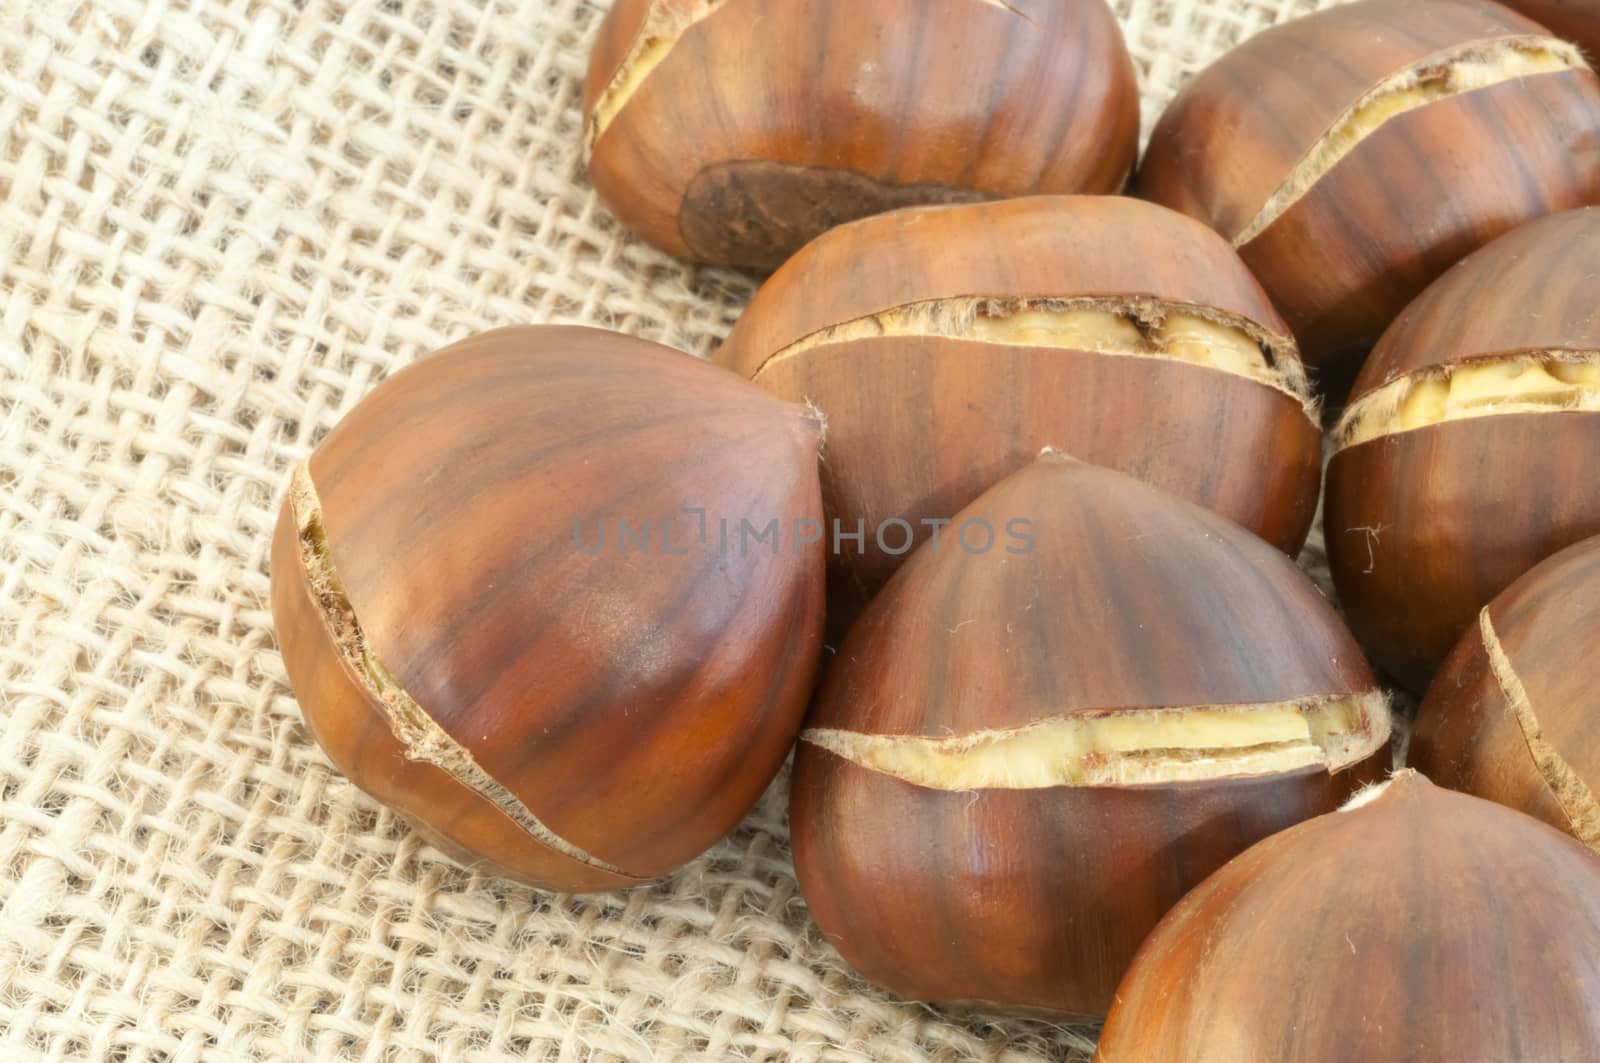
[1097,771,1600,1062]
[1507,0,1600,59]
[270,326,826,892]
[790,454,1390,1019]
[582,0,1139,269]
[1410,535,1600,853]
[1326,208,1600,691]
[1137,0,1600,387]
[717,195,1322,628]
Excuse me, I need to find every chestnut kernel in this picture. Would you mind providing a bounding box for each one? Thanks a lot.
[1097,771,1600,1062]
[1411,535,1600,852]
[1326,207,1600,691]
[582,0,1139,269]
[1137,0,1600,383]
[717,195,1323,629]
[790,454,1390,1019]
[270,326,826,892]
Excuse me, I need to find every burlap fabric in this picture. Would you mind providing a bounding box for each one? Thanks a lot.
[1,0,1354,1058]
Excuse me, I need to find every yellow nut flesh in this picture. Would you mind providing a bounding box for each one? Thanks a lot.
[803,691,1391,790]
[1237,38,1587,245]
[752,297,1314,416]
[1335,353,1600,450]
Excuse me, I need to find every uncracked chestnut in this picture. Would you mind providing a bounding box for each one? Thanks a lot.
[1326,207,1600,691]
[1138,0,1600,386]
[271,326,826,892]
[790,454,1390,1019]
[582,0,1139,269]
[1411,535,1600,853]
[1096,771,1600,1062]
[717,195,1323,628]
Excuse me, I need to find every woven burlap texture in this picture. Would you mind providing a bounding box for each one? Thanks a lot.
[1,0,1347,1059]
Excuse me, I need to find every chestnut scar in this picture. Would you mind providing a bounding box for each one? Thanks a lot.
[1478,608,1600,850]
[802,691,1390,789]
[1333,351,1600,450]
[749,296,1317,418]
[288,462,642,879]
[1236,36,1589,245]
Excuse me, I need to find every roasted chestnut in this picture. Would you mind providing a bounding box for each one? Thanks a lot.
[583,0,1139,269]
[271,326,826,892]
[1411,535,1600,852]
[1138,0,1600,384]
[717,195,1322,627]
[1326,207,1600,691]
[1097,771,1600,1062]
[790,453,1390,1019]
[1507,0,1600,59]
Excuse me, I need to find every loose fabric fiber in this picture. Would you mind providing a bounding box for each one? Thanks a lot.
[1,0,1342,1059]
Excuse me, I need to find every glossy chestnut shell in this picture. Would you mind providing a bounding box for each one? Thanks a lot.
[1507,0,1600,58]
[718,195,1322,630]
[1097,771,1600,1062]
[790,455,1389,1019]
[271,326,826,892]
[583,0,1139,268]
[1411,534,1600,852]
[1138,0,1600,386]
[1326,207,1600,691]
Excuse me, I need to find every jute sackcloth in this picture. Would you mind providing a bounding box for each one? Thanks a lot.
[0,0,1367,1058]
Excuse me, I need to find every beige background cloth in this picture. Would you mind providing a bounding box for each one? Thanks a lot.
[0,0,1352,1058]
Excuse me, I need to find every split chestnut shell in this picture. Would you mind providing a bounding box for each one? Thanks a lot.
[583,0,1139,268]
[271,326,826,892]
[718,195,1322,628]
[789,455,1390,1019]
[1326,207,1600,690]
[1411,534,1600,853]
[1138,0,1600,384]
[1507,0,1600,59]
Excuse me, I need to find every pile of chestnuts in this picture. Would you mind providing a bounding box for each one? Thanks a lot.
[270,0,1600,1056]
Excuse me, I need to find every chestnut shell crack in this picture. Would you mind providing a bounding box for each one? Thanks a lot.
[1333,351,1600,451]
[1479,609,1600,850]
[802,691,1391,790]
[289,463,642,879]
[1235,36,1588,246]
[749,295,1315,418]
[586,0,731,151]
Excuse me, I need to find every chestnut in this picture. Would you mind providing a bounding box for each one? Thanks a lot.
[1326,207,1600,691]
[717,195,1323,629]
[1137,0,1600,385]
[582,0,1138,269]
[1096,771,1600,1062]
[1410,535,1600,852]
[1507,0,1600,59]
[789,453,1391,1019]
[270,326,826,892]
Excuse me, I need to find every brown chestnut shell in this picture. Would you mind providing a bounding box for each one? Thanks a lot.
[717,195,1323,630]
[1410,534,1600,851]
[271,326,826,891]
[1096,771,1600,1062]
[583,0,1139,269]
[1137,0,1600,383]
[1325,207,1600,690]
[790,455,1389,1019]
[1506,0,1600,59]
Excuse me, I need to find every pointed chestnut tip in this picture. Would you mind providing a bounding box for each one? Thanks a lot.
[1339,767,1425,812]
